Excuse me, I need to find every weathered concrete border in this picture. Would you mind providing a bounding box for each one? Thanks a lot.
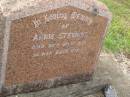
[7,77,110,97]
[0,18,11,93]
[1,0,112,20]
[1,73,93,97]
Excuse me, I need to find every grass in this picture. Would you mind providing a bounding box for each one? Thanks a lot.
[99,0,130,53]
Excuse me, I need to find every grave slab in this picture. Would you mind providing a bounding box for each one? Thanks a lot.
[0,0,112,96]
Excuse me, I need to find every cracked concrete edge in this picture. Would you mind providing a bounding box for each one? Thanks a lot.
[8,77,110,97]
[1,73,94,96]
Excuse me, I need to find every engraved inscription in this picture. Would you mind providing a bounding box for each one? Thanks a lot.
[31,11,90,57]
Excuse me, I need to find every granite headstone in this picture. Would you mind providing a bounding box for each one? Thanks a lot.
[0,0,111,96]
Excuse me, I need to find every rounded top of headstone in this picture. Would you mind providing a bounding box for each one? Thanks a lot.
[0,0,112,20]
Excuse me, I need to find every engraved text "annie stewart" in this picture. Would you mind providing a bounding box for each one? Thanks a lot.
[33,32,88,41]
